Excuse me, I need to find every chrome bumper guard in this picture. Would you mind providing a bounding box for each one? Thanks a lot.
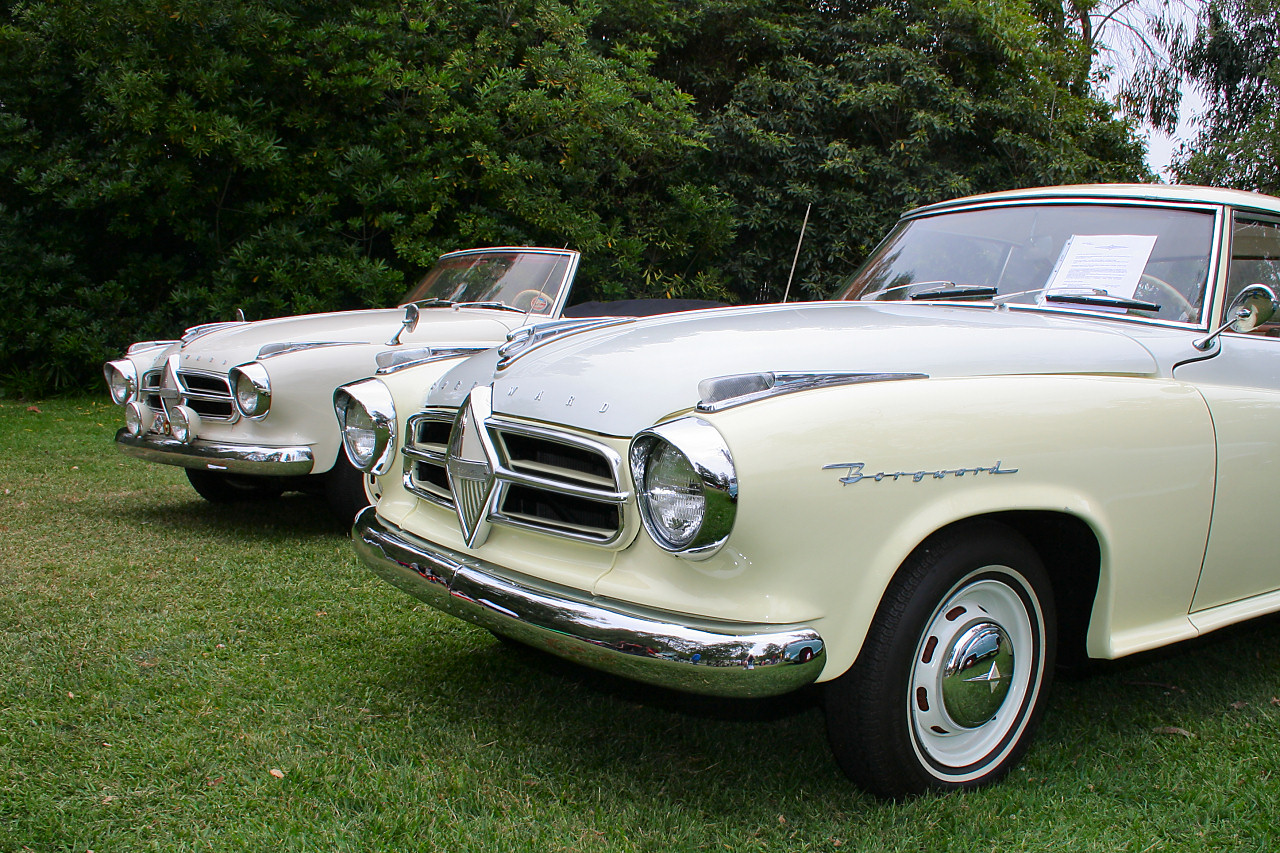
[353,507,827,698]
[115,429,314,476]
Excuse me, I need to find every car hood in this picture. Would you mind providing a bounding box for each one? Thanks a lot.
[173,306,526,370]
[429,302,1171,436]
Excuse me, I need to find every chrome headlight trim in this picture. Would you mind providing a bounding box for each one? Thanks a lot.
[104,359,139,405]
[334,379,398,475]
[629,417,737,561]
[124,401,153,437]
[230,362,271,420]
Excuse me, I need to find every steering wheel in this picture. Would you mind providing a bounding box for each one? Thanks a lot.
[511,289,551,314]
[1140,274,1196,319]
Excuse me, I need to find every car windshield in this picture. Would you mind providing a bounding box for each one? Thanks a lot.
[838,203,1217,324]
[400,250,573,315]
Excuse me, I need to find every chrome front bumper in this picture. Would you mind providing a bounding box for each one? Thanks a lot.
[115,428,314,476]
[353,507,827,698]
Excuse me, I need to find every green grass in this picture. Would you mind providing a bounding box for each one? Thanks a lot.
[4,398,1280,851]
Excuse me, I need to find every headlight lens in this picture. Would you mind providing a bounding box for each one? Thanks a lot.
[124,401,153,436]
[104,360,139,405]
[230,363,271,419]
[640,443,704,549]
[334,380,397,474]
[630,418,737,560]
[343,396,379,468]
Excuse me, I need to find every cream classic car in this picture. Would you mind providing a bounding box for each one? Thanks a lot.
[338,185,1280,797]
[104,247,581,521]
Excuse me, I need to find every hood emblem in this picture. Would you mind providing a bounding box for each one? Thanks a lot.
[446,386,498,548]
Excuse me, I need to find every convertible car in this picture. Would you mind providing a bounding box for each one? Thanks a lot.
[104,247,581,521]
[338,184,1280,797]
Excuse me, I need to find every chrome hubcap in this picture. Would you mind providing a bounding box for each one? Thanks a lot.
[941,622,1014,728]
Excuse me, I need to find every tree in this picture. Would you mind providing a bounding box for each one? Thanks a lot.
[1162,0,1280,191]
[650,0,1150,301]
[0,0,732,393]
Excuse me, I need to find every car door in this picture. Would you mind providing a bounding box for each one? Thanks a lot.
[1176,210,1280,612]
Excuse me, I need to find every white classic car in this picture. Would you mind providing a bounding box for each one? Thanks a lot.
[103,247,583,521]
[338,184,1280,797]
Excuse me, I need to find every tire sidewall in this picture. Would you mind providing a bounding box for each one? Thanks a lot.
[825,522,1057,798]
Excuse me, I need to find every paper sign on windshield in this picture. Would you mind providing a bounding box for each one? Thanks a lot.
[1045,234,1158,299]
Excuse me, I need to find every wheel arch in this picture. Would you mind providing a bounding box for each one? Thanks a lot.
[833,510,1102,680]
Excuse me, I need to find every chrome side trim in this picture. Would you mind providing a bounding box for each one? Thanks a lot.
[353,508,827,698]
[258,341,364,359]
[496,317,635,370]
[126,339,180,355]
[115,429,314,475]
[697,371,928,413]
[375,345,490,374]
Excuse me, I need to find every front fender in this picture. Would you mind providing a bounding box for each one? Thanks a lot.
[594,374,1216,681]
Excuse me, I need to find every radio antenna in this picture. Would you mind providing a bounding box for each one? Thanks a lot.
[782,203,811,303]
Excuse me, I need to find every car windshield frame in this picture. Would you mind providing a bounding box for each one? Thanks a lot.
[399,249,578,316]
[837,200,1222,328]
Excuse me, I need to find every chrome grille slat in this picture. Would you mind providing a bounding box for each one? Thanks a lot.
[403,408,628,545]
[175,369,235,421]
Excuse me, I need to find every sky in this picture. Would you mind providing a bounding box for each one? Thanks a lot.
[1140,86,1208,182]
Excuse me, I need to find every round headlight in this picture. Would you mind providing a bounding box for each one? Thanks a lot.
[630,418,737,560]
[334,380,397,474]
[124,401,153,437]
[343,396,379,469]
[230,363,271,419]
[169,405,201,444]
[104,360,139,405]
[639,442,704,549]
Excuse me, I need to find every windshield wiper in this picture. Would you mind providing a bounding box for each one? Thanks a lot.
[1044,292,1161,312]
[908,283,999,301]
[454,300,527,313]
[413,298,455,308]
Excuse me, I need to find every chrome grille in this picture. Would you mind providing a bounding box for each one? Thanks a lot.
[403,408,628,545]
[141,370,164,411]
[175,370,235,420]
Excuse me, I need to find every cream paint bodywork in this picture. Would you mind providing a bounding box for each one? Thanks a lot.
[589,375,1218,679]
[1175,333,1280,615]
[379,365,1225,680]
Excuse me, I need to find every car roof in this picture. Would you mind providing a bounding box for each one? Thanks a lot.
[908,184,1280,219]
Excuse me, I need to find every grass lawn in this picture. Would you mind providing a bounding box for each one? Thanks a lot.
[3,397,1280,851]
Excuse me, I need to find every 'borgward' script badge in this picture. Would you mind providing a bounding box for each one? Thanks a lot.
[823,461,1018,485]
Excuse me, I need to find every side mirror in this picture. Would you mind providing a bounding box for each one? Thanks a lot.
[386,303,421,346]
[1194,284,1278,350]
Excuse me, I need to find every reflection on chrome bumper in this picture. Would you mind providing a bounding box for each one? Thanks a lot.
[115,428,314,475]
[353,507,827,698]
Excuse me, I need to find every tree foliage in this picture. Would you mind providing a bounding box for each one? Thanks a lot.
[654,0,1149,300]
[0,0,731,392]
[1163,0,1280,191]
[1,0,1147,394]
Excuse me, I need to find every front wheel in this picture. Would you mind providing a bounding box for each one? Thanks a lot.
[824,522,1056,799]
